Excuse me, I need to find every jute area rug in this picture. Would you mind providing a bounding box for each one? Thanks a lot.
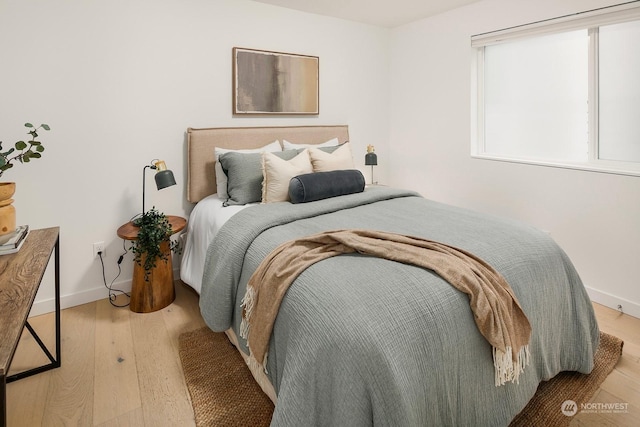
[178,328,622,427]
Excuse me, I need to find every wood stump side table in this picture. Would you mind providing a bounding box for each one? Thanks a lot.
[117,216,186,313]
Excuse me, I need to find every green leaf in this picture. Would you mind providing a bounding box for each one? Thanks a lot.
[24,123,33,128]
[30,152,41,159]
[2,148,15,156]
[0,158,5,168]
[41,124,50,131]
[15,141,27,150]
[22,156,30,163]
[36,145,45,152]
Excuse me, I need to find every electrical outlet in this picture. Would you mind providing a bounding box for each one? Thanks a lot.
[93,241,105,258]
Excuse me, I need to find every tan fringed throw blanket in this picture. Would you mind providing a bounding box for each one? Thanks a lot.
[241,229,532,386]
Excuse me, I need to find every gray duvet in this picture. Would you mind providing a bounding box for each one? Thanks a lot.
[200,187,599,426]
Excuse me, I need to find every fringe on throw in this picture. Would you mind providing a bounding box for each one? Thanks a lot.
[493,345,531,386]
[240,286,256,340]
[240,286,270,373]
[246,352,269,376]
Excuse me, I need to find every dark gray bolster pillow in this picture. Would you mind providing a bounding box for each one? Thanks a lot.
[289,169,366,204]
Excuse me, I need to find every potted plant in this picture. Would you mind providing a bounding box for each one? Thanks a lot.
[130,207,181,282]
[0,123,50,235]
[1,122,50,176]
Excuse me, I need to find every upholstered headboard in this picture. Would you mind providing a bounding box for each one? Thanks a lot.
[186,125,349,203]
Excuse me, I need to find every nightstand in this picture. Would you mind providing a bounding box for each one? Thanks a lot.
[117,216,186,313]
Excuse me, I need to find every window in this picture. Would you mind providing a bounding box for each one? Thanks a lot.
[472,2,640,176]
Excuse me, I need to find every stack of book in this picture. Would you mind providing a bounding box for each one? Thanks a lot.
[0,225,29,255]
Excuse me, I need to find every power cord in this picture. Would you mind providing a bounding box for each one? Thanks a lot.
[98,239,131,307]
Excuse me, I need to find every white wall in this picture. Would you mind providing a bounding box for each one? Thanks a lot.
[0,0,391,314]
[390,0,640,317]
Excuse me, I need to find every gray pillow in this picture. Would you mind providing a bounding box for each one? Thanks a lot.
[289,170,365,204]
[318,145,341,153]
[220,149,300,205]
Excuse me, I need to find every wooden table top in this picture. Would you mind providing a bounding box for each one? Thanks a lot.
[0,227,59,376]
[117,215,187,241]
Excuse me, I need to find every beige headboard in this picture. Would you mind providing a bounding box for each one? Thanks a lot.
[187,125,349,203]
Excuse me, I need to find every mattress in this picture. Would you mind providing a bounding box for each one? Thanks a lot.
[179,194,251,293]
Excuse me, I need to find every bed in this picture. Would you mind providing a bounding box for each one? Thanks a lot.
[181,125,599,426]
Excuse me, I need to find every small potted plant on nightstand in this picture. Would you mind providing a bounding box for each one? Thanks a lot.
[130,207,182,282]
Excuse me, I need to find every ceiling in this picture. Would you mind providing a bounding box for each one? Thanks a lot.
[251,0,482,28]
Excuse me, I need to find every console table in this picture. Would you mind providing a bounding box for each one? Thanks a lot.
[0,227,61,426]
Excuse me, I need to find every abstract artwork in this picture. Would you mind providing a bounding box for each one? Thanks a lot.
[233,47,319,115]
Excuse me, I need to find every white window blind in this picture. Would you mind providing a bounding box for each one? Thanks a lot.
[483,30,588,162]
[598,19,640,162]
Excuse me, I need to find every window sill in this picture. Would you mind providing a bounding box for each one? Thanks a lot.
[471,153,640,178]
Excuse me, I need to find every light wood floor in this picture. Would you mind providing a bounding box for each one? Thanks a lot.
[5,281,640,426]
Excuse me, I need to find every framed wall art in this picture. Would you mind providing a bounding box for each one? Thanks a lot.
[233,47,319,115]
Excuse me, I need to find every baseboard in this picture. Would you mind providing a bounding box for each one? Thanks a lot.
[29,267,180,317]
[29,279,132,317]
[586,286,640,320]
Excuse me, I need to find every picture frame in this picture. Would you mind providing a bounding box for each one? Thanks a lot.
[233,47,319,115]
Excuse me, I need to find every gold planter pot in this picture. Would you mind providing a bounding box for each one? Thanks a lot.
[0,182,17,236]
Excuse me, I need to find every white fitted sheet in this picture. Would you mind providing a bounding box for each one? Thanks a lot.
[180,194,251,293]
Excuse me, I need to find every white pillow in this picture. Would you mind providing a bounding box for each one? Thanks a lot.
[261,149,313,203]
[308,142,354,172]
[214,140,281,198]
[282,137,339,150]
